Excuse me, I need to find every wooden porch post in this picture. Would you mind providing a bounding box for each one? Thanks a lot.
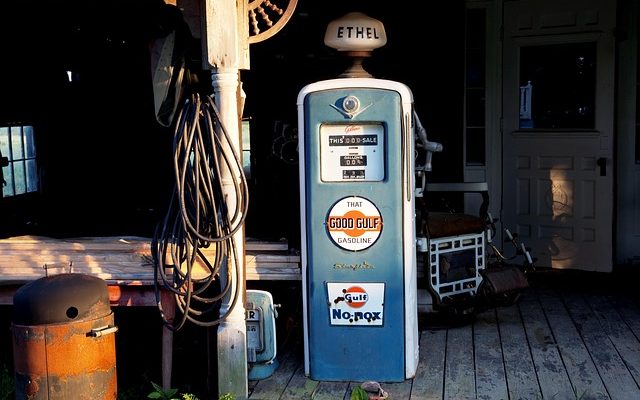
[201,0,250,398]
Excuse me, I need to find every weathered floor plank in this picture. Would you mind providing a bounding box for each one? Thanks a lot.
[562,292,640,399]
[247,271,640,400]
[310,381,350,400]
[342,382,357,400]
[610,294,640,344]
[382,379,413,399]
[587,295,640,386]
[410,329,446,400]
[518,291,575,400]
[537,289,609,400]
[473,308,508,400]
[444,324,475,400]
[279,365,319,400]
[249,347,299,399]
[496,303,542,400]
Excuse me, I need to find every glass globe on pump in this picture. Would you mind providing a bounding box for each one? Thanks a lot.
[324,12,387,78]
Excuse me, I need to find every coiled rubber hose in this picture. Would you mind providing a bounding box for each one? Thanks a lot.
[152,92,249,330]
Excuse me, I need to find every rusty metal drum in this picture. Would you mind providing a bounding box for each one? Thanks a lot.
[11,273,118,399]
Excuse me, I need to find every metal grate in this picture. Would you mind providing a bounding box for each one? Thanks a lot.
[428,232,485,301]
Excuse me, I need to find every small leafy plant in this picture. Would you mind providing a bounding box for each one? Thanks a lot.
[147,381,200,400]
[0,363,15,400]
[572,387,588,400]
[147,382,235,400]
[351,386,369,400]
[147,381,179,400]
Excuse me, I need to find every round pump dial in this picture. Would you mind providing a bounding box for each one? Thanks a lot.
[324,12,387,52]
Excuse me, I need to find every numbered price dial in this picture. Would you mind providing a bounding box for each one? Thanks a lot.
[320,124,385,182]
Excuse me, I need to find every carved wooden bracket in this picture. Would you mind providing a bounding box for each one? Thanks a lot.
[248,0,298,44]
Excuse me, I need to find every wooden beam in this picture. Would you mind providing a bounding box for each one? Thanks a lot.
[201,0,249,70]
[0,236,300,283]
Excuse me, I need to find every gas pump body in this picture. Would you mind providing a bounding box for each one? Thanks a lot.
[298,78,418,382]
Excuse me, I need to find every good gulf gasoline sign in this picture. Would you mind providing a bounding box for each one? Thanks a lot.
[326,282,385,326]
[326,196,382,251]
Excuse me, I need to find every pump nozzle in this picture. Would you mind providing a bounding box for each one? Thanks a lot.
[413,110,442,172]
[424,142,443,172]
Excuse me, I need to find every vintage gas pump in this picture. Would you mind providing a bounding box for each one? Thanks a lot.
[297,12,418,382]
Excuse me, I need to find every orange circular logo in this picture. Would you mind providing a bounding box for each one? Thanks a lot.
[326,196,383,251]
[343,286,368,308]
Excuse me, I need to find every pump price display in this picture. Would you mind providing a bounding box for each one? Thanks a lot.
[340,155,367,166]
[320,124,384,182]
[343,170,365,179]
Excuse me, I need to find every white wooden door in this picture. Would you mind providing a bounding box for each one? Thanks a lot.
[502,0,615,271]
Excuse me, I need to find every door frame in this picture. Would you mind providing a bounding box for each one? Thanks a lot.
[616,0,640,265]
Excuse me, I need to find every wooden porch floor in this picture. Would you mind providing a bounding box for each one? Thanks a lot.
[248,269,640,400]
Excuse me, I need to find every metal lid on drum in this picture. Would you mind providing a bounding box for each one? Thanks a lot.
[12,273,111,325]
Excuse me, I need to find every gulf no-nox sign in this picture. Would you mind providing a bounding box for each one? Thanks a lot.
[327,282,385,326]
[326,196,383,251]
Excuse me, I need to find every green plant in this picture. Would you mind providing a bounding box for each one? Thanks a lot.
[572,387,587,400]
[0,363,14,400]
[146,382,238,400]
[351,386,369,400]
[148,381,179,400]
[147,381,201,400]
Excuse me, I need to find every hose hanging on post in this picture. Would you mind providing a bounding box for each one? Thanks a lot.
[152,92,249,331]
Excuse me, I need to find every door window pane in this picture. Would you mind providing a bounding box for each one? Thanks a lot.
[464,7,486,166]
[1,124,38,197]
[26,159,38,192]
[519,42,596,129]
[24,126,35,158]
[466,88,485,127]
[0,128,9,156]
[13,161,26,194]
[465,127,485,165]
[11,127,24,159]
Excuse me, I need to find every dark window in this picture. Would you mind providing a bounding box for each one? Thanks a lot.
[464,7,486,166]
[1,125,39,197]
[519,42,596,130]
